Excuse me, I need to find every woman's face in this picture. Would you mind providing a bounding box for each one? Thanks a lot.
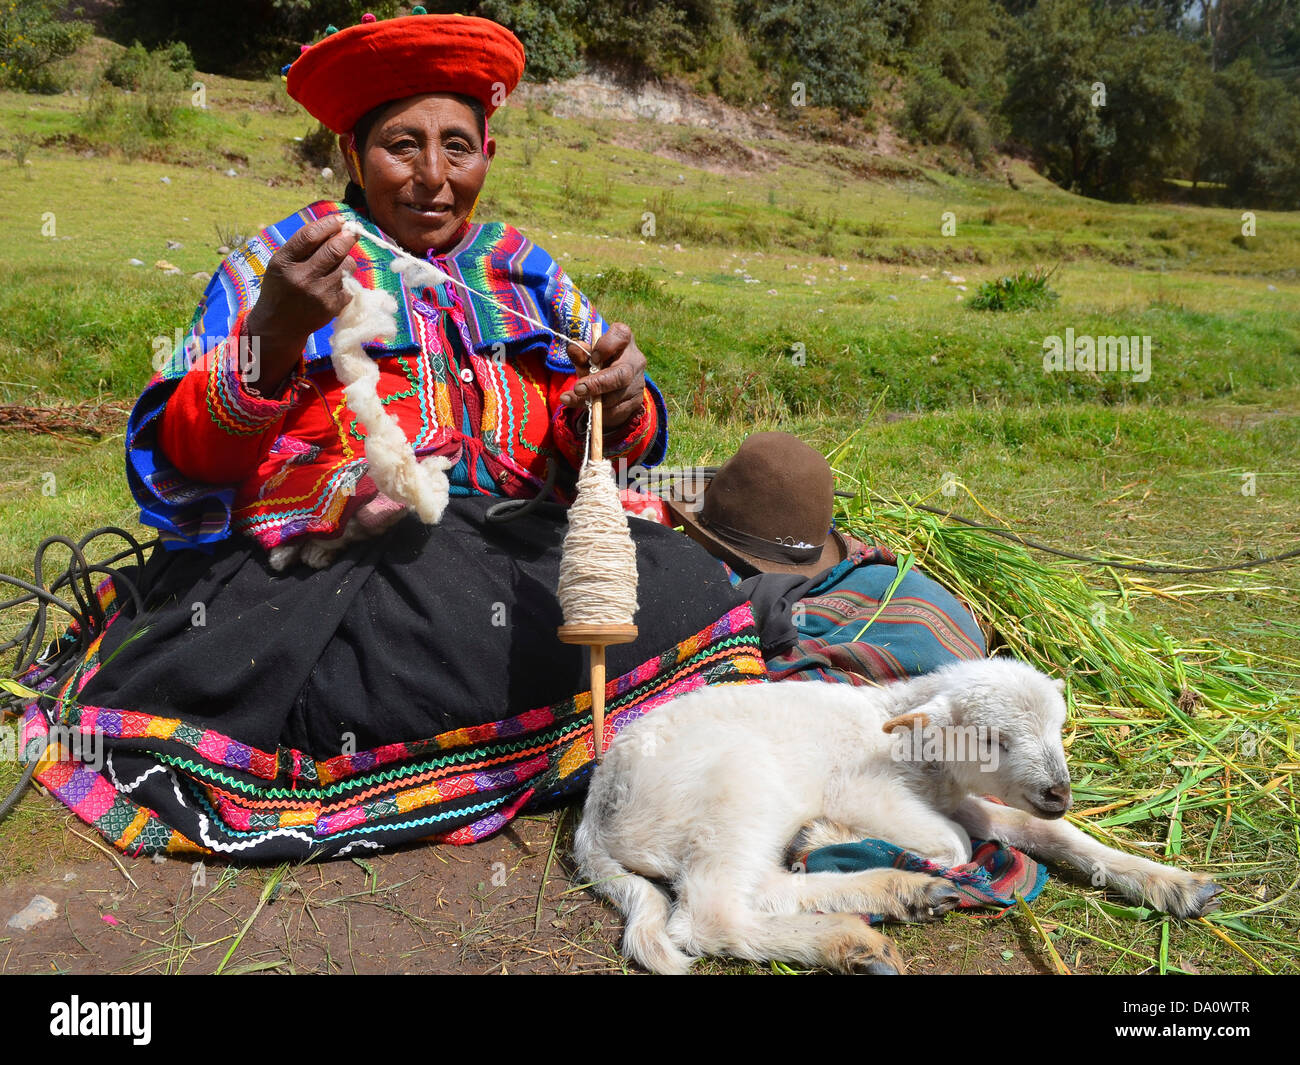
[345,94,494,256]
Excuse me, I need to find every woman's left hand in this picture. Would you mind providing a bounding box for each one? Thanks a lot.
[561,322,646,432]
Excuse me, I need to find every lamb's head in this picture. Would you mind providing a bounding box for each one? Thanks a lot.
[883,657,1072,819]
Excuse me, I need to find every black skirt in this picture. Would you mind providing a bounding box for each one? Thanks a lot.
[30,499,766,858]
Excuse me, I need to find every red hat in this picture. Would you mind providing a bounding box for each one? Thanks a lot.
[287,13,525,134]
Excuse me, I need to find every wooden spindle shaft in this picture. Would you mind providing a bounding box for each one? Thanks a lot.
[555,349,637,764]
[590,645,606,763]
[587,355,603,462]
[586,355,606,762]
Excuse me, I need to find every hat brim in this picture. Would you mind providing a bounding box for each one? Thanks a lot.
[662,487,849,578]
[287,15,525,134]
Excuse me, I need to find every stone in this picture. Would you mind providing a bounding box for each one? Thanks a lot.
[7,895,57,931]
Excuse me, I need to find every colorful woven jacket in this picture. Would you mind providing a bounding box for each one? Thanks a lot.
[127,200,669,551]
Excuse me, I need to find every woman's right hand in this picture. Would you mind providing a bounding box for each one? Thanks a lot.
[243,216,359,393]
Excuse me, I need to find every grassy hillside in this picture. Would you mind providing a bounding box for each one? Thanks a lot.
[1,55,1297,975]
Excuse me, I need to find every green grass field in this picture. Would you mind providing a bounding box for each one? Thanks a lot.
[1,49,1297,975]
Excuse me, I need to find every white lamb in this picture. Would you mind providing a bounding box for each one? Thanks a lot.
[575,656,1222,975]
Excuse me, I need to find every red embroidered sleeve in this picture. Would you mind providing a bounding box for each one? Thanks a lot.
[551,384,659,472]
[158,310,305,485]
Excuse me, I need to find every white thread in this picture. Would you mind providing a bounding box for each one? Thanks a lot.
[330,273,451,523]
[339,218,637,628]
[556,458,639,626]
[340,219,598,358]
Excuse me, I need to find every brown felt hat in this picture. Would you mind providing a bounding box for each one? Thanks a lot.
[663,432,849,577]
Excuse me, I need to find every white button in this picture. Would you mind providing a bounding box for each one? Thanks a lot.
[459,368,473,383]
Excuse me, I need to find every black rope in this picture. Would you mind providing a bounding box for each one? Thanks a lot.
[0,736,48,823]
[2,528,154,679]
[899,502,1300,575]
[664,470,1297,576]
[485,454,560,523]
[0,527,157,823]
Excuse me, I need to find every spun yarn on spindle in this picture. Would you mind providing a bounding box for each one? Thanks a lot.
[556,458,639,627]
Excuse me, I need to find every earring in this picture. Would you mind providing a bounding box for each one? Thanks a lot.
[345,134,365,191]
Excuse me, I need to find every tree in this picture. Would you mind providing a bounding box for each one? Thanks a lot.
[1195,0,1300,76]
[911,0,1012,101]
[738,0,918,112]
[1092,20,1204,198]
[107,1,402,77]
[1003,0,1203,199]
[1193,58,1300,207]
[579,0,731,74]
[474,0,582,82]
[902,0,1011,154]
[1002,0,1110,189]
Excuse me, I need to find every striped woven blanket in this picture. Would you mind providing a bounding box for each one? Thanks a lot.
[794,836,1048,923]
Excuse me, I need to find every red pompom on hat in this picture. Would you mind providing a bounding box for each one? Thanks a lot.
[287,13,525,134]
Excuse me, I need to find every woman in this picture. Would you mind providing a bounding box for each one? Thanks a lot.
[21,13,766,859]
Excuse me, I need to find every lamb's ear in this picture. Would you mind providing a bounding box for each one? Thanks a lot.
[1052,678,1066,693]
[882,711,932,735]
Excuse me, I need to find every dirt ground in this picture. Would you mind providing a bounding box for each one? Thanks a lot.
[1,794,1063,976]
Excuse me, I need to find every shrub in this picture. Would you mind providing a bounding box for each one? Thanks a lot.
[0,0,91,93]
[701,27,763,106]
[108,0,402,77]
[899,65,991,164]
[579,0,727,75]
[296,122,341,170]
[10,131,33,166]
[572,267,678,307]
[739,0,887,113]
[968,266,1061,311]
[81,44,192,148]
[104,40,194,90]
[476,0,582,83]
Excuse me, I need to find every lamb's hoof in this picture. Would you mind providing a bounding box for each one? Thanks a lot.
[300,542,340,570]
[842,935,907,975]
[267,545,299,572]
[1140,872,1223,919]
[904,879,963,923]
[1173,879,1224,919]
[844,946,905,975]
[878,872,963,923]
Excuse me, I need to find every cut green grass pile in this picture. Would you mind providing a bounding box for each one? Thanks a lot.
[832,480,1298,975]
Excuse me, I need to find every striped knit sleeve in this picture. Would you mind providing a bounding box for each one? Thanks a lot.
[550,385,661,473]
[603,383,663,466]
[158,310,303,486]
